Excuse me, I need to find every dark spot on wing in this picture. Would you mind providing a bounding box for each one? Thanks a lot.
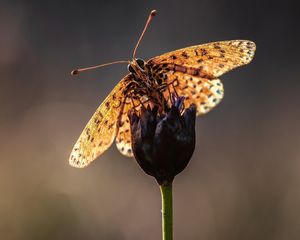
[181,51,189,59]
[200,49,208,56]
[214,44,221,49]
[170,55,177,60]
[105,101,110,109]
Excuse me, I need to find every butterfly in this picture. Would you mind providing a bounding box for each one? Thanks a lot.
[69,10,256,168]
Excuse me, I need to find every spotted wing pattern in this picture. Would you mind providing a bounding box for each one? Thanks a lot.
[163,72,224,115]
[69,75,132,168]
[116,113,133,157]
[148,40,256,79]
[148,40,255,114]
[115,98,137,157]
[115,93,150,156]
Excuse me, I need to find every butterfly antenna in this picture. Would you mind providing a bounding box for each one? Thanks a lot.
[71,60,129,75]
[132,10,157,60]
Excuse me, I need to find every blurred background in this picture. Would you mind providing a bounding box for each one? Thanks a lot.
[1,0,299,239]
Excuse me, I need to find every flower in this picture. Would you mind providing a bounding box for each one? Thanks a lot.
[128,96,196,185]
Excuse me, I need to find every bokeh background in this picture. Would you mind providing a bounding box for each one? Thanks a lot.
[1,0,300,239]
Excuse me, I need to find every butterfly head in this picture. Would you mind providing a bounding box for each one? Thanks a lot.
[128,58,154,89]
[127,58,145,74]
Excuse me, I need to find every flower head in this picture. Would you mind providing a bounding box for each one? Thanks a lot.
[128,96,196,185]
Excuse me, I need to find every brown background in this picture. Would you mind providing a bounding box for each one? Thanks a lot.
[1,0,300,239]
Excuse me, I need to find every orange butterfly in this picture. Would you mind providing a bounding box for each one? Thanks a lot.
[69,10,256,168]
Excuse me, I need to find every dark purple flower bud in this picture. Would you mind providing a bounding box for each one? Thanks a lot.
[128,97,196,185]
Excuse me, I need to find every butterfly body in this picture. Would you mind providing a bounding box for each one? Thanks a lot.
[69,40,256,168]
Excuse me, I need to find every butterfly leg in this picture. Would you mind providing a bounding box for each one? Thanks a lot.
[170,81,179,98]
[166,84,174,106]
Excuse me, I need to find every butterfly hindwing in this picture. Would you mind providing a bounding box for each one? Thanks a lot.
[163,72,224,115]
[116,91,150,157]
[115,98,137,157]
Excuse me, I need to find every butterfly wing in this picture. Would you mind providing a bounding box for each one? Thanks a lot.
[148,40,256,79]
[69,75,132,168]
[115,93,149,157]
[115,113,133,157]
[162,72,224,115]
[115,99,136,157]
[148,40,255,114]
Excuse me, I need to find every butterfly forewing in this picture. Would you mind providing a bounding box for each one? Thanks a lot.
[148,40,256,79]
[69,75,131,168]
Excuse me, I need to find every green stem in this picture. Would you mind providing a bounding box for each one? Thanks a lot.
[160,184,173,240]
